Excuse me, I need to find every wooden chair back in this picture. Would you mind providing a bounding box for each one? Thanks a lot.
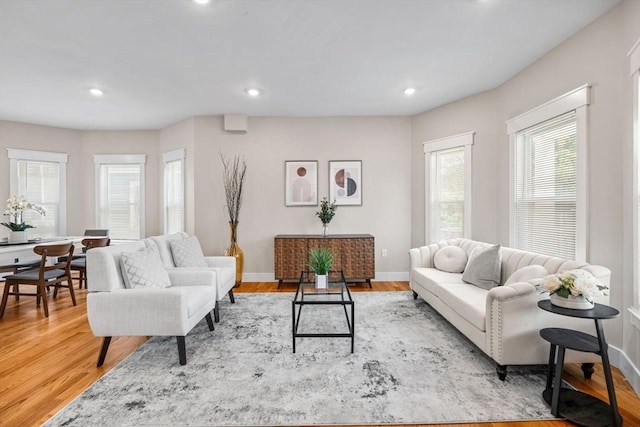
[33,243,74,280]
[82,237,110,250]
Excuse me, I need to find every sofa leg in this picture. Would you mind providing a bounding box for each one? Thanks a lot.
[228,289,235,304]
[581,362,594,379]
[214,300,220,323]
[205,312,215,331]
[412,291,418,300]
[497,364,507,381]
[177,336,187,365]
[97,337,112,367]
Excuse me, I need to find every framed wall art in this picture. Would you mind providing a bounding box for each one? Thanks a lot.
[329,160,362,205]
[285,160,318,206]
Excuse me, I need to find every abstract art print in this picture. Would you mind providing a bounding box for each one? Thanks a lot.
[329,160,362,205]
[285,161,318,206]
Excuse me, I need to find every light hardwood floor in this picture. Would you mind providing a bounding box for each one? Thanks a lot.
[0,280,638,427]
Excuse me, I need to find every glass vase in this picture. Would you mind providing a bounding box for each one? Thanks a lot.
[224,221,244,288]
[322,223,329,237]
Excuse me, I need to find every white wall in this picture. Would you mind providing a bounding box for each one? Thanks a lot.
[191,115,412,279]
[411,0,640,383]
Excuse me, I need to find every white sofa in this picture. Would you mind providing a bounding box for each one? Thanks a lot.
[86,239,218,366]
[150,232,236,322]
[409,238,611,380]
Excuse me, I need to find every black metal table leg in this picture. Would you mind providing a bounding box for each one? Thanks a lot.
[594,319,622,427]
[551,345,566,417]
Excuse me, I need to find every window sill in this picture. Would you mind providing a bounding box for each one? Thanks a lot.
[630,307,640,331]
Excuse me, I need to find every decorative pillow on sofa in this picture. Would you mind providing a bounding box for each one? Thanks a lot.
[170,235,208,268]
[433,246,468,273]
[462,244,501,290]
[504,264,548,286]
[120,245,171,289]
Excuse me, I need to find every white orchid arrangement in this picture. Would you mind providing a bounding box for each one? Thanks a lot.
[542,269,608,302]
[2,195,46,231]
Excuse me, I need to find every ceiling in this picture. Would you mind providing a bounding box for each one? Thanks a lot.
[0,0,620,131]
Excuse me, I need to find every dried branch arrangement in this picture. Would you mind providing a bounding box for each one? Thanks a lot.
[220,152,247,224]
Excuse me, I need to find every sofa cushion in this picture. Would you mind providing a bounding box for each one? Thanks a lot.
[171,235,208,268]
[120,245,171,289]
[436,283,488,332]
[150,232,189,268]
[412,267,465,296]
[462,244,501,290]
[434,246,468,273]
[504,264,548,286]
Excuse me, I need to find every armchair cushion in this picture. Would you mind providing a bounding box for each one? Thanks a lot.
[462,244,501,290]
[170,235,207,268]
[119,245,171,289]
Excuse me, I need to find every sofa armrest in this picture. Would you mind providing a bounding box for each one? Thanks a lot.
[87,287,215,336]
[204,256,236,269]
[167,269,217,289]
[409,246,433,270]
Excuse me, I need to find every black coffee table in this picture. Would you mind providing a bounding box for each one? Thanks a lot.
[292,270,354,353]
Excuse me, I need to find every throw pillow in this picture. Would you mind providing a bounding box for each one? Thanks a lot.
[461,244,501,290]
[120,245,171,289]
[433,246,468,273]
[504,264,548,286]
[170,235,208,268]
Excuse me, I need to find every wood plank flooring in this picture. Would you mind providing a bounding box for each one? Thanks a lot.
[0,280,638,427]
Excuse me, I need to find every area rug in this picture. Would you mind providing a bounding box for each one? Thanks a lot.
[46,292,554,426]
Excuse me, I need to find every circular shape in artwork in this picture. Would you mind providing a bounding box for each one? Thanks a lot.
[297,167,307,177]
[346,178,357,196]
[337,188,346,197]
[334,169,345,188]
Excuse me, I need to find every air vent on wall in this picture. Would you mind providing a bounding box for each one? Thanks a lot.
[223,114,248,133]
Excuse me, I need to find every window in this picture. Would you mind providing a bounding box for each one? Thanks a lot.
[506,85,589,261]
[94,155,146,240]
[163,149,185,234]
[7,149,68,238]
[423,132,473,243]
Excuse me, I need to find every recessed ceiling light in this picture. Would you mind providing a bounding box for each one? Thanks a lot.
[245,88,261,97]
[89,88,104,97]
[193,0,210,4]
[404,87,416,95]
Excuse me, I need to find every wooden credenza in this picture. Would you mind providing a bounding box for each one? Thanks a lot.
[274,234,375,287]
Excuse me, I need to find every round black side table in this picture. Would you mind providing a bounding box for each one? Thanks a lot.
[538,300,621,427]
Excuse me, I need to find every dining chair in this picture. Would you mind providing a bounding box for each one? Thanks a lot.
[0,242,75,318]
[71,237,110,289]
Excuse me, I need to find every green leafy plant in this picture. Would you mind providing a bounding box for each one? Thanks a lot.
[315,197,337,224]
[307,247,334,275]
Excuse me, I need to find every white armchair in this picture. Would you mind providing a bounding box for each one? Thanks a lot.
[86,240,218,366]
[151,232,236,322]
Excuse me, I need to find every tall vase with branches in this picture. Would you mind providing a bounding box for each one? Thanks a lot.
[221,152,247,287]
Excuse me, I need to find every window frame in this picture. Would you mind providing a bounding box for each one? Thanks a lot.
[7,148,68,237]
[93,154,146,240]
[163,148,185,234]
[423,132,474,244]
[506,85,589,262]
[629,38,640,328]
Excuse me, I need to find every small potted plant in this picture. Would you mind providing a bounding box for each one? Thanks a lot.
[307,247,334,289]
[316,197,337,237]
[2,195,46,243]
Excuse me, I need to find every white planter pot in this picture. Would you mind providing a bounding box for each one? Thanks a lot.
[315,274,328,289]
[8,230,27,243]
[550,293,594,310]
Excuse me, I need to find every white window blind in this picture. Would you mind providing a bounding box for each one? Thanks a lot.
[430,147,465,242]
[164,159,184,234]
[98,164,142,240]
[17,160,60,238]
[514,112,577,259]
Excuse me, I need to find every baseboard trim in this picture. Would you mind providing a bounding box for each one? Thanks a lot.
[609,344,640,397]
[242,272,410,283]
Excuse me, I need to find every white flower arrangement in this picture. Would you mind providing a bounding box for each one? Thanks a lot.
[2,195,46,231]
[542,269,608,302]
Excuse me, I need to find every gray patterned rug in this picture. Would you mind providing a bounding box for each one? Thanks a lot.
[46,292,554,426]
